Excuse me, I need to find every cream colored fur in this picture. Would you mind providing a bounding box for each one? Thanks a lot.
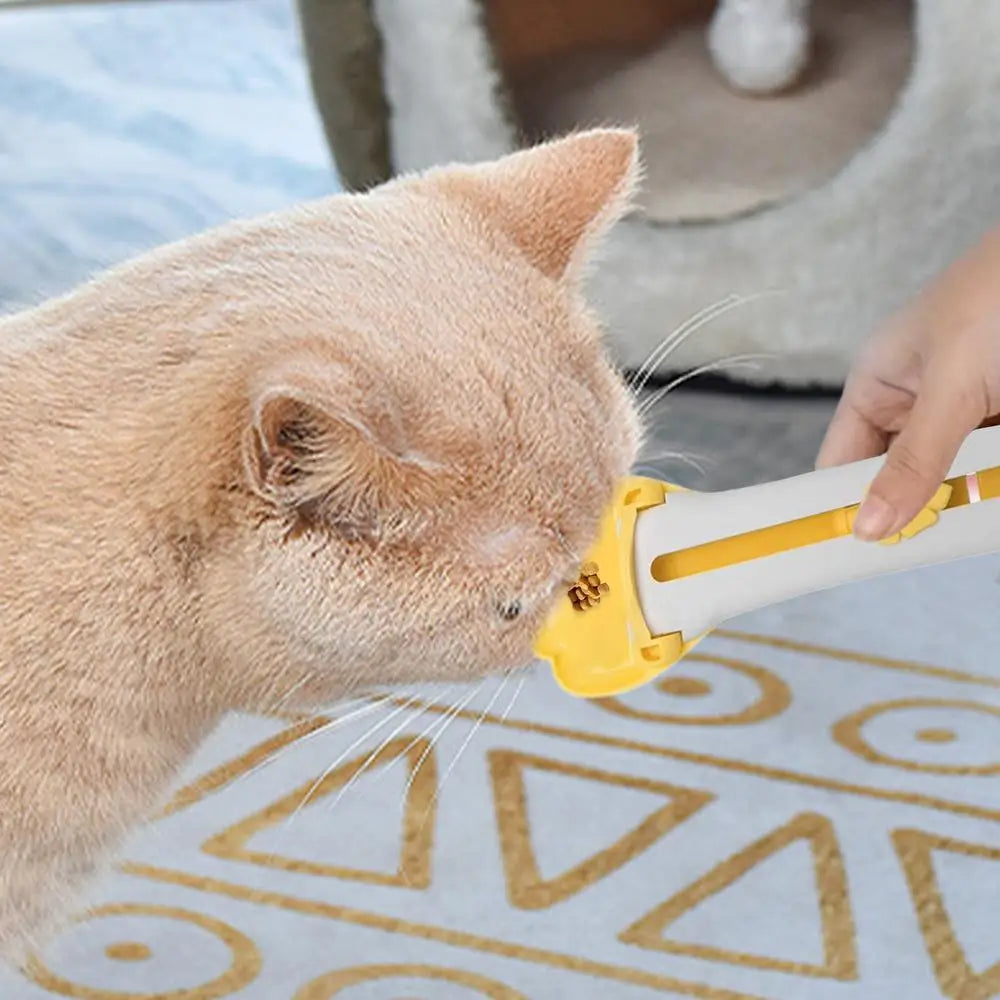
[0,130,642,963]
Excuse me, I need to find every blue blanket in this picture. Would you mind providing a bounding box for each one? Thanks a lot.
[0,0,339,314]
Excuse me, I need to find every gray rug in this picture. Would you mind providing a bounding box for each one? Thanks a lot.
[4,3,1000,998]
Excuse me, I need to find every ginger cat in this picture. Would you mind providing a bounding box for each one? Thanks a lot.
[0,129,642,962]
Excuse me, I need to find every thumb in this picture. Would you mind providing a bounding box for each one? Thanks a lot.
[852,373,986,541]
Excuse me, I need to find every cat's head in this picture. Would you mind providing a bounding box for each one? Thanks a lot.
[203,130,643,706]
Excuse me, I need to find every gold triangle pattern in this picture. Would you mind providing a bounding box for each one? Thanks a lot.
[202,735,437,889]
[620,811,858,980]
[488,749,714,911]
[893,828,1000,1000]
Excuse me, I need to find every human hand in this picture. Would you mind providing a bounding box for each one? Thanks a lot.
[816,225,1000,541]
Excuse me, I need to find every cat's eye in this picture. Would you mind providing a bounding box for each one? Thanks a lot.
[496,600,522,622]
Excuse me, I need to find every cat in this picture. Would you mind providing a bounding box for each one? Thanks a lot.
[0,128,643,963]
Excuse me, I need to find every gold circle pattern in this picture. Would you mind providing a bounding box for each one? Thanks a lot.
[105,943,153,963]
[658,676,713,698]
[595,653,791,726]
[26,904,261,1000]
[916,728,957,745]
[832,699,1000,774]
[293,963,527,999]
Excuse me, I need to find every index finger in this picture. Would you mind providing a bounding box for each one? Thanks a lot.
[815,397,891,470]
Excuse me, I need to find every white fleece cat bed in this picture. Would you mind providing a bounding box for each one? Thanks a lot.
[308,0,1000,387]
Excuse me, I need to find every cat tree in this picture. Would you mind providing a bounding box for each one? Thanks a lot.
[296,0,1000,388]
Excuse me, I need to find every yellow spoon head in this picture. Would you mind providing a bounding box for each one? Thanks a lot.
[534,473,958,700]
[532,475,699,698]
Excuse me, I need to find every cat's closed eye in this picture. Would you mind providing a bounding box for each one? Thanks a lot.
[496,600,523,622]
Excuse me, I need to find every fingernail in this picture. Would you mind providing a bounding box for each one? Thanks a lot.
[853,496,896,541]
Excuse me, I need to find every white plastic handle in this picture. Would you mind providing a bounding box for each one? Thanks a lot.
[634,423,1000,639]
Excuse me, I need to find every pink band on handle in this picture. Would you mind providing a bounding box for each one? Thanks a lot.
[966,473,982,503]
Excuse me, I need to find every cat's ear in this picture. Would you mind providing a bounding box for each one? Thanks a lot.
[243,351,439,540]
[430,128,640,283]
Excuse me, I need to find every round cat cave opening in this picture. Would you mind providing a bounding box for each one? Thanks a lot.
[486,0,916,225]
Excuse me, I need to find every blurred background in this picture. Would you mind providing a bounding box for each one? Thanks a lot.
[3,5,1000,1000]
[0,0,338,315]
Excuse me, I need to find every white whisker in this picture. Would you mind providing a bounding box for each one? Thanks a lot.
[496,669,529,726]
[628,294,741,396]
[634,450,712,477]
[385,685,459,776]
[398,683,483,819]
[640,445,713,467]
[417,674,510,835]
[546,524,581,564]
[224,696,382,794]
[262,673,313,717]
[322,700,432,817]
[284,696,419,828]
[629,289,784,398]
[639,353,774,420]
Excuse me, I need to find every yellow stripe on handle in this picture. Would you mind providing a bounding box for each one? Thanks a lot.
[651,506,856,581]
[973,466,1000,500]
[651,466,1000,584]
